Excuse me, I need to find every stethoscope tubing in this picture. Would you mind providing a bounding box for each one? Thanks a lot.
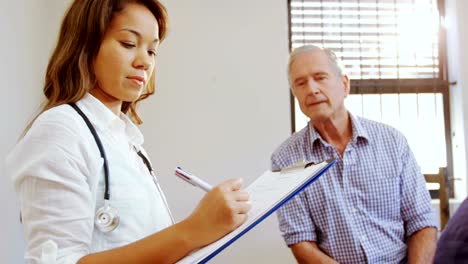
[68,102,175,231]
[69,103,111,200]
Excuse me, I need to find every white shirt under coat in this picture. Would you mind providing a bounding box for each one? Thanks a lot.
[6,93,173,264]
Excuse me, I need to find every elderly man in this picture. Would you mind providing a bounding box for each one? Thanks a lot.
[272,45,437,263]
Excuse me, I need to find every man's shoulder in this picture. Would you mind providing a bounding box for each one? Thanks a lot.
[273,125,309,154]
[271,125,310,169]
[355,116,406,142]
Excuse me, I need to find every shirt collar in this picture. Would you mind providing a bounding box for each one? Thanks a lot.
[120,113,144,146]
[75,93,144,146]
[348,112,370,142]
[307,111,370,146]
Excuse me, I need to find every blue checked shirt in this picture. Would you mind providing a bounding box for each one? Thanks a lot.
[272,113,436,264]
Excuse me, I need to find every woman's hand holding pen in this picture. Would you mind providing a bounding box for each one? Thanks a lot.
[184,178,252,247]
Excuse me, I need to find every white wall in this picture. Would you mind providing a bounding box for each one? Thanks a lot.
[141,1,292,262]
[0,0,293,263]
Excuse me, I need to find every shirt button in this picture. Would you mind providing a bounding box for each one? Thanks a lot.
[352,207,357,213]
[361,235,367,241]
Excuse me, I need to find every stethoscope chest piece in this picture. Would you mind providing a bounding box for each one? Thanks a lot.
[95,200,120,233]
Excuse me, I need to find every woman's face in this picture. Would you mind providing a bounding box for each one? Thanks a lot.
[91,3,159,114]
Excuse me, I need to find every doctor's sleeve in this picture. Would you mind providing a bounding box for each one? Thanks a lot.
[6,122,96,264]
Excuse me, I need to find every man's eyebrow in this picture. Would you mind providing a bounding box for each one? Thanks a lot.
[119,28,160,43]
[313,71,329,76]
[293,77,307,84]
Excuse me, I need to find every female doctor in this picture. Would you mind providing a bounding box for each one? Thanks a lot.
[5,0,251,263]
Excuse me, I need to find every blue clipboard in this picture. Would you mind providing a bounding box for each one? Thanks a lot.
[177,158,336,264]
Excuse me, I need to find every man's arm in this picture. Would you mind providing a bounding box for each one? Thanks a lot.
[290,241,338,264]
[407,227,437,264]
[396,134,437,263]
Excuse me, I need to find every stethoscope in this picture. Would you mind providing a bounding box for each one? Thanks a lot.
[69,103,175,233]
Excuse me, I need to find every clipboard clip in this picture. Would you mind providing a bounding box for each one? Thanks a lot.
[272,158,335,173]
[272,160,316,173]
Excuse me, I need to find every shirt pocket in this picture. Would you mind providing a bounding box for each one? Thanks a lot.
[359,175,401,221]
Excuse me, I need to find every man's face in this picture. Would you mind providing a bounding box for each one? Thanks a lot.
[290,50,350,124]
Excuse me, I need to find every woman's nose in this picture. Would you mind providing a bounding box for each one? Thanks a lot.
[134,51,152,70]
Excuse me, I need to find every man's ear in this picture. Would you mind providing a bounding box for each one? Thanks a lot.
[342,74,350,98]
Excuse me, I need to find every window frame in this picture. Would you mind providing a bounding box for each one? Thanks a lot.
[287,0,454,198]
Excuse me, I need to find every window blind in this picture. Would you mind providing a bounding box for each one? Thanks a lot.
[290,0,440,80]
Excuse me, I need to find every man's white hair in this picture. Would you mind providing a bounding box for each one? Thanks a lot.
[287,45,346,86]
